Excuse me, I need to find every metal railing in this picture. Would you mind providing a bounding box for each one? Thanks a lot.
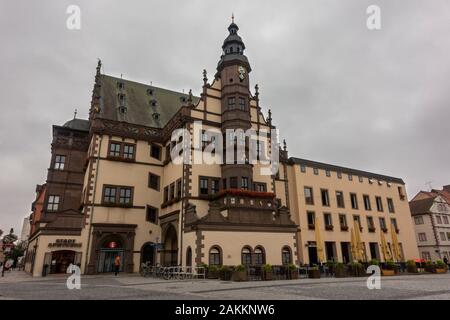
[140,263,206,280]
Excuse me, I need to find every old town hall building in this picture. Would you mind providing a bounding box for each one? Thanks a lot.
[25,21,419,276]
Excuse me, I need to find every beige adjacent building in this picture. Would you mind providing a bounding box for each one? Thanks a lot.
[25,20,419,276]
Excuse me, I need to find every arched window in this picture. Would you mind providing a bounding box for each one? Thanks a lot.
[209,246,221,266]
[241,247,252,265]
[254,246,265,265]
[186,247,192,267]
[282,246,292,265]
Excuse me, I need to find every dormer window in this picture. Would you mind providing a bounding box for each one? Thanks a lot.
[117,82,124,90]
[118,93,125,105]
[152,113,160,121]
[119,106,127,114]
[147,88,154,95]
[150,99,157,107]
[180,96,187,103]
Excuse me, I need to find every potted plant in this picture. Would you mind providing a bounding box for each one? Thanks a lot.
[406,260,418,273]
[348,262,364,277]
[262,264,273,280]
[334,262,346,278]
[435,260,448,274]
[232,265,248,281]
[288,264,299,279]
[382,260,396,276]
[308,266,321,279]
[369,259,380,266]
[207,265,219,279]
[219,265,232,280]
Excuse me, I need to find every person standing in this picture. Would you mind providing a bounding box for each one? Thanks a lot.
[114,254,121,276]
[444,256,449,270]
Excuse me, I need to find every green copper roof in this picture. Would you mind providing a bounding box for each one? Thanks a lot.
[98,75,199,128]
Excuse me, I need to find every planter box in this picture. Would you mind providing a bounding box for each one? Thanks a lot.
[232,271,248,281]
[334,269,346,278]
[308,269,321,279]
[219,270,232,281]
[407,266,418,273]
[382,269,395,276]
[288,270,299,280]
[435,268,447,274]
[263,271,273,281]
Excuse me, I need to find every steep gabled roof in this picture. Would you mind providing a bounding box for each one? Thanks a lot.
[98,74,199,128]
[409,197,436,215]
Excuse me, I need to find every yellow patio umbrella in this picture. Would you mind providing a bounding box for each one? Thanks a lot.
[315,216,325,263]
[350,227,359,262]
[353,219,366,262]
[380,229,391,262]
[391,223,402,262]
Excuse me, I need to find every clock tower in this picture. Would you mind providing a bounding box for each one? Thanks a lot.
[216,18,254,190]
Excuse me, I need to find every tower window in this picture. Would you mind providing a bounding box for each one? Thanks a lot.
[47,195,60,211]
[54,155,66,170]
[239,97,246,111]
[147,88,154,95]
[227,97,235,109]
[117,82,124,90]
[241,177,249,190]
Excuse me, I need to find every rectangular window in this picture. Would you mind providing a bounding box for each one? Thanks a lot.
[177,179,182,198]
[148,173,160,191]
[241,177,249,190]
[324,213,333,227]
[227,97,235,109]
[348,174,353,181]
[414,216,424,225]
[321,189,330,206]
[325,170,331,177]
[200,178,208,195]
[254,183,267,192]
[230,177,238,189]
[339,214,347,228]
[398,186,406,200]
[358,176,364,183]
[146,206,158,224]
[165,145,171,162]
[367,216,375,231]
[211,179,220,194]
[119,187,132,205]
[418,233,427,242]
[313,168,319,175]
[307,211,315,227]
[350,193,358,209]
[170,183,175,200]
[123,144,135,159]
[222,178,227,190]
[300,165,306,173]
[443,216,449,224]
[363,195,371,211]
[336,191,345,208]
[54,155,66,170]
[379,217,387,231]
[436,215,443,224]
[47,195,60,211]
[391,218,398,232]
[238,97,246,110]
[387,198,395,213]
[164,186,169,203]
[353,215,361,229]
[422,251,431,260]
[109,142,121,157]
[150,144,161,160]
[337,172,342,179]
[440,232,447,241]
[304,187,314,205]
[103,187,116,204]
[376,196,383,212]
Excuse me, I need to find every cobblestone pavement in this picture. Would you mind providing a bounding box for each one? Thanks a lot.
[1,270,449,300]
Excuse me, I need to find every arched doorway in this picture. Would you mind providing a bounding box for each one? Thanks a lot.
[97,235,124,273]
[162,224,178,266]
[141,243,155,266]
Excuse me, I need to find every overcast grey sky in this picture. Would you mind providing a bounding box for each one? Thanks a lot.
[1,0,449,233]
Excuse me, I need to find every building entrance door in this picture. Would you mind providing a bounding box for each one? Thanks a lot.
[50,250,75,274]
[341,242,351,263]
[98,249,124,273]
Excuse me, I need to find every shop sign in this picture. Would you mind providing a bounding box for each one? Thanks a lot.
[48,239,82,248]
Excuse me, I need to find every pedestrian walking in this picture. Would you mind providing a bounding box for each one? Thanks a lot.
[114,254,121,276]
[443,256,449,270]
